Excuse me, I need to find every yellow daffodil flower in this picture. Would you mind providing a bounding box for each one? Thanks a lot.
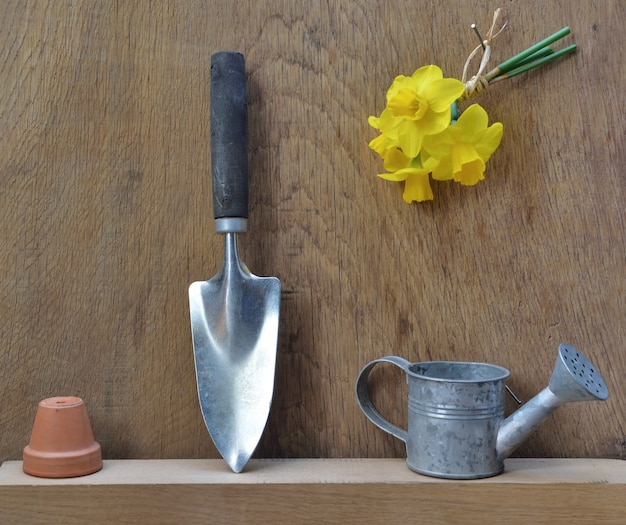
[373,65,465,158]
[377,149,434,203]
[366,23,576,203]
[422,103,503,186]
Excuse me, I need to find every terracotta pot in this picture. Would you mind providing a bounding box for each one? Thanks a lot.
[23,396,102,478]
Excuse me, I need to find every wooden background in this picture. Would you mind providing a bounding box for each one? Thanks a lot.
[0,0,624,463]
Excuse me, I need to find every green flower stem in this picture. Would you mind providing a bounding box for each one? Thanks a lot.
[490,44,577,82]
[513,46,554,68]
[484,26,571,82]
[450,101,460,123]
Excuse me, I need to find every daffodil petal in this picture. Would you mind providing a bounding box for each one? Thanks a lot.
[421,152,440,172]
[383,148,412,172]
[411,65,443,91]
[424,78,465,112]
[475,122,504,160]
[431,156,454,181]
[378,165,425,182]
[455,104,489,139]
[377,108,402,140]
[422,125,461,158]
[379,171,408,182]
[418,107,453,136]
[397,119,427,158]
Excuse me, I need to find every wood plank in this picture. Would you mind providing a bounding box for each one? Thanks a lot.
[0,459,624,524]
[0,0,624,465]
[2,458,626,485]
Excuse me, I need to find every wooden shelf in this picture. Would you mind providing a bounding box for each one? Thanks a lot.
[1,458,624,524]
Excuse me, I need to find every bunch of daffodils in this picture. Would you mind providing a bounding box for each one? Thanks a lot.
[369,20,575,203]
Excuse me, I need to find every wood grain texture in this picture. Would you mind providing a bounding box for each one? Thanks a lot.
[1,459,625,524]
[0,0,624,464]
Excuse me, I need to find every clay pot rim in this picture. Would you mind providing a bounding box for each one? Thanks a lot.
[39,396,84,408]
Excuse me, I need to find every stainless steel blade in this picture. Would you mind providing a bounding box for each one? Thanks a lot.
[189,233,280,473]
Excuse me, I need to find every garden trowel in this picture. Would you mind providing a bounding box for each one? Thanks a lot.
[189,51,281,473]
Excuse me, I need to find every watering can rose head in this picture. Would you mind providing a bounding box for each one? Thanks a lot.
[368,65,503,203]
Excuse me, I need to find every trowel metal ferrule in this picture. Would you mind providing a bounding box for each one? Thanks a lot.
[216,217,248,234]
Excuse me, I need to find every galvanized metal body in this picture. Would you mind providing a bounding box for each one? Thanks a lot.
[406,361,509,479]
[355,344,608,480]
[356,357,510,479]
[189,231,280,473]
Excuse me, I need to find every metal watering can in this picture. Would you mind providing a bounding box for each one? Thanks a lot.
[356,343,608,479]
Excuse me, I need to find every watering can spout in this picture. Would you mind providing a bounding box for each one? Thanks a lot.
[496,343,608,460]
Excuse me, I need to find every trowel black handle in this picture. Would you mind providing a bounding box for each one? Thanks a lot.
[210,51,248,220]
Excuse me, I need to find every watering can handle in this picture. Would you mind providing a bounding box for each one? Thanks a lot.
[355,356,410,444]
